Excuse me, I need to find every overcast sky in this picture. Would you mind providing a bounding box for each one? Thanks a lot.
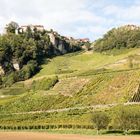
[0,0,140,41]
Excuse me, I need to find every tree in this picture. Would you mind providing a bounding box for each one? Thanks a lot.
[6,21,19,33]
[92,111,110,135]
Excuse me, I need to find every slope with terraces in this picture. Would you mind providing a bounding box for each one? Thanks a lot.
[0,48,140,113]
[46,77,89,96]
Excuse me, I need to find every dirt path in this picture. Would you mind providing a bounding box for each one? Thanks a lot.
[0,132,139,140]
[1,102,140,116]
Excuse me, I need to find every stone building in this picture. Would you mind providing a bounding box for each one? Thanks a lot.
[20,25,44,32]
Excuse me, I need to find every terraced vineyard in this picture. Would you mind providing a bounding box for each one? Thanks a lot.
[130,84,140,102]
[46,77,89,96]
[0,48,140,128]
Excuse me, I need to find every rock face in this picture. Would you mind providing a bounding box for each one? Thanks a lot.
[58,40,67,54]
[12,59,20,71]
[13,63,20,71]
[81,45,89,51]
[48,32,71,55]
[0,66,5,75]
[48,33,56,46]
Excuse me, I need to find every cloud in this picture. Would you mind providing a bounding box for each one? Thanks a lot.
[103,2,140,23]
[0,0,140,41]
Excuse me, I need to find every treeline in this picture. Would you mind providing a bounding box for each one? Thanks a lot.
[94,25,140,52]
[0,22,81,86]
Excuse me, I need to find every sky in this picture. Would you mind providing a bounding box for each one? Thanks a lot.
[0,0,140,41]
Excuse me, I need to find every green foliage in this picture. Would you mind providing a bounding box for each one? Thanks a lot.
[0,82,27,96]
[111,105,140,131]
[31,76,58,91]
[6,21,19,33]
[92,111,110,132]
[17,60,39,81]
[2,72,17,86]
[0,21,81,86]
[1,61,39,86]
[84,42,91,50]
[94,26,140,52]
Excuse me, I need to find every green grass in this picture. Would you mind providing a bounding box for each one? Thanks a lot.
[45,129,125,136]
[31,76,58,91]
[46,129,98,135]
[34,48,140,78]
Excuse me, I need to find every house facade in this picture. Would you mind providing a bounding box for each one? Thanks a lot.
[20,25,44,33]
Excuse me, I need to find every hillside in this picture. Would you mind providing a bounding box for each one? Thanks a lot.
[0,48,140,130]
[0,25,140,131]
[0,48,140,110]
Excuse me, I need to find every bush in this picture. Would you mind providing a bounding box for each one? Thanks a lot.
[92,111,110,134]
[17,60,39,81]
[31,76,58,91]
[2,72,17,86]
[111,106,140,131]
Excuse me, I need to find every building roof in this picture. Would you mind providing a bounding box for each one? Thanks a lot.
[76,38,90,42]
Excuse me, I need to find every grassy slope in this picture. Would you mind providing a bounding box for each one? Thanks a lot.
[0,48,140,125]
[34,48,140,77]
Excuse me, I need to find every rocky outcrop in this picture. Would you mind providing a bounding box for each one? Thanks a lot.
[48,33,56,46]
[0,66,5,75]
[13,63,20,71]
[48,32,73,55]
[12,59,20,71]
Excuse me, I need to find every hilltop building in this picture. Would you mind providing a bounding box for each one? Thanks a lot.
[16,25,44,34]
[4,24,44,34]
[20,25,44,33]
[76,38,90,43]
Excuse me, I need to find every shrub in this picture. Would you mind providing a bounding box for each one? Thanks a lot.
[31,76,58,91]
[92,111,110,134]
[2,72,17,86]
[17,60,39,81]
[111,106,140,132]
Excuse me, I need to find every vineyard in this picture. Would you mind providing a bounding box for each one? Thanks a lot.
[0,48,140,132]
